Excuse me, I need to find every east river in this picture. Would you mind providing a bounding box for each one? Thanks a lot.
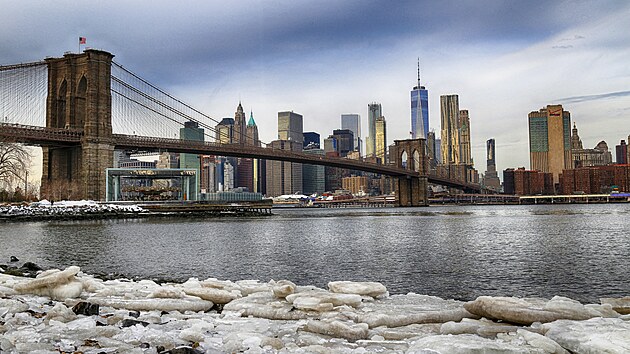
[1,203,629,304]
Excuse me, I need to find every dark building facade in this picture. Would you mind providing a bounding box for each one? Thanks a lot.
[616,140,628,164]
[503,168,553,195]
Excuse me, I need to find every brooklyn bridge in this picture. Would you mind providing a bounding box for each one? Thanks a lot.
[0,50,480,206]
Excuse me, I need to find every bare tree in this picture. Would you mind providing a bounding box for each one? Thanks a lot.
[0,142,31,188]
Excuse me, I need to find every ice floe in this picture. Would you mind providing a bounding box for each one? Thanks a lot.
[1,265,629,353]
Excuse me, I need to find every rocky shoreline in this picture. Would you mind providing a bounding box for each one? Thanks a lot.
[1,265,629,353]
[0,200,271,222]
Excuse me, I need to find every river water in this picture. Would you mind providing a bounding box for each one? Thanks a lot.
[1,204,629,303]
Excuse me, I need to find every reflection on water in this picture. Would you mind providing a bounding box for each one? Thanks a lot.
[1,204,629,303]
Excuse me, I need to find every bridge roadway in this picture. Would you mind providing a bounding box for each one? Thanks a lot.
[0,123,481,190]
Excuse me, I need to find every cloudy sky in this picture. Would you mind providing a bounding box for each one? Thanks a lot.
[2,0,629,180]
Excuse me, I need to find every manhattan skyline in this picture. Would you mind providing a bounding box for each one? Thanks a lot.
[1,1,629,180]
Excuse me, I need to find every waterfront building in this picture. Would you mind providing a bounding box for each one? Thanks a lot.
[179,121,204,184]
[278,111,303,144]
[570,124,612,168]
[560,164,630,194]
[503,167,554,196]
[342,175,368,196]
[411,60,429,139]
[375,116,387,164]
[157,152,179,169]
[215,118,234,144]
[483,138,501,192]
[332,129,354,157]
[616,140,628,164]
[341,114,362,153]
[528,104,572,185]
[366,103,382,157]
[265,140,302,196]
[303,132,320,149]
[200,155,216,193]
[302,148,325,195]
[459,110,472,165]
[440,95,460,165]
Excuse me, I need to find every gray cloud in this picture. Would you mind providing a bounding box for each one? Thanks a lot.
[558,91,630,104]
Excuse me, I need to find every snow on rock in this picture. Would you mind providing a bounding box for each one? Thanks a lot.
[328,281,388,298]
[223,291,311,320]
[272,279,296,298]
[543,317,630,353]
[464,296,617,325]
[303,319,370,341]
[13,266,83,300]
[183,286,240,304]
[86,296,214,312]
[2,268,630,353]
[601,296,630,315]
[407,332,561,354]
[351,293,478,328]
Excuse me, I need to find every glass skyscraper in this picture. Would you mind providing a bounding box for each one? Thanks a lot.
[367,103,382,157]
[411,88,429,139]
[341,114,361,153]
[411,63,429,139]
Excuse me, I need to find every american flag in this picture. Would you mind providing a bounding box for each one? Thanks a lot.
[79,37,86,44]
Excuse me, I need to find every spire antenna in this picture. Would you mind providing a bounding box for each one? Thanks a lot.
[417,57,421,87]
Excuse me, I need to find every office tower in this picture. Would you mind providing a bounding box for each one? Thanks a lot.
[302,148,325,195]
[303,132,320,149]
[616,140,628,164]
[483,139,501,191]
[324,136,337,154]
[233,102,246,144]
[246,111,260,147]
[411,60,429,139]
[459,110,472,165]
[341,114,362,153]
[156,152,179,169]
[278,111,303,144]
[265,140,302,196]
[528,104,572,184]
[215,118,234,144]
[332,129,354,157]
[435,138,442,164]
[366,103,382,157]
[375,116,387,163]
[179,121,204,173]
[440,95,460,165]
[426,131,436,169]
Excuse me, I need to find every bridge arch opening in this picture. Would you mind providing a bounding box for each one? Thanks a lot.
[401,150,408,169]
[55,79,67,128]
[413,149,421,172]
[74,75,87,128]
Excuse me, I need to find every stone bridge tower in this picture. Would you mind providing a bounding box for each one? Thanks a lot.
[41,49,115,201]
[390,138,429,206]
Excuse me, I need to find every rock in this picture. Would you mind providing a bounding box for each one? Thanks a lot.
[463,296,617,325]
[20,262,42,272]
[543,317,630,353]
[121,318,150,328]
[72,301,100,316]
[601,297,630,315]
[328,281,388,298]
[9,256,18,262]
